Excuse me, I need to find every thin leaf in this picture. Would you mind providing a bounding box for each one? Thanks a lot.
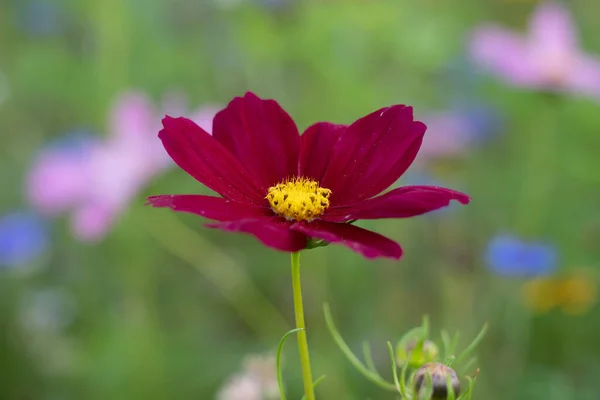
[458,357,477,377]
[399,350,410,399]
[449,331,461,356]
[277,328,304,400]
[440,329,452,360]
[363,341,378,373]
[456,323,488,364]
[300,375,327,400]
[323,303,397,392]
[387,342,403,395]
[422,315,430,338]
[459,372,478,400]
[446,374,456,400]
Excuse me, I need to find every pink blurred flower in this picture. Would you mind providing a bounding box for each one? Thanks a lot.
[469,2,600,99]
[27,90,220,241]
[414,112,472,163]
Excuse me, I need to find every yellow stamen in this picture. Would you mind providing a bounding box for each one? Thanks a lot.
[266,177,331,221]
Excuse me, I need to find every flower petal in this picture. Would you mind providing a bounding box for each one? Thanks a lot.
[207,217,307,252]
[323,185,470,222]
[290,220,402,259]
[27,149,89,216]
[109,91,154,142]
[159,116,265,205]
[469,26,541,86]
[528,2,578,59]
[71,203,115,242]
[298,122,346,182]
[212,92,301,188]
[566,54,600,99]
[321,105,425,206]
[145,195,270,221]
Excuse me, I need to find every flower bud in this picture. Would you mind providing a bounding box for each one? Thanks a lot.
[414,362,460,399]
[396,339,439,369]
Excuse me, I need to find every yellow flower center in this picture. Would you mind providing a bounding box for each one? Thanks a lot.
[266,177,332,221]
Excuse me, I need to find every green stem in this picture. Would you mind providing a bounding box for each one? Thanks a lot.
[291,252,315,400]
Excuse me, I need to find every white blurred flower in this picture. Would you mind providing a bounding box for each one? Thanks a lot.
[216,354,278,400]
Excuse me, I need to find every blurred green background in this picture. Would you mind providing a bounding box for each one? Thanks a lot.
[1,0,600,399]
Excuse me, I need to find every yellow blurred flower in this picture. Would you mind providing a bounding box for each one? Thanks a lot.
[521,270,597,315]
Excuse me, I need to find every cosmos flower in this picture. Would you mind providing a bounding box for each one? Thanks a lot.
[0,211,48,270]
[27,90,219,241]
[146,92,469,259]
[469,2,600,99]
[485,234,558,277]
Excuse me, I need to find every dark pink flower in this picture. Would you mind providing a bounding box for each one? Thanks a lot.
[147,93,469,259]
[469,2,600,99]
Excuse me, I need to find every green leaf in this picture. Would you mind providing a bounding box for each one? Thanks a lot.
[457,370,479,400]
[456,323,488,364]
[363,341,378,373]
[387,342,402,395]
[446,374,456,400]
[323,303,397,392]
[300,375,327,400]
[277,328,304,400]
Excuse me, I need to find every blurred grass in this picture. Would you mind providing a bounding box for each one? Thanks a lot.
[1,0,600,399]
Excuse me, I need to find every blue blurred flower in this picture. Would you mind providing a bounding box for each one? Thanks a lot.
[257,0,295,12]
[44,128,98,153]
[454,102,503,144]
[0,211,48,269]
[485,234,558,277]
[17,0,65,37]
[440,54,484,93]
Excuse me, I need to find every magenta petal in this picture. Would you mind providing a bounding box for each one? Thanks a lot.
[159,116,265,205]
[207,217,307,252]
[291,220,402,259]
[323,185,470,222]
[298,122,346,181]
[212,92,301,188]
[321,105,425,206]
[146,195,270,221]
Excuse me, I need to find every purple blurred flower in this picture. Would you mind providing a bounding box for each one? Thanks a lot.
[0,211,48,269]
[414,104,501,164]
[469,2,600,99]
[27,90,220,242]
[416,112,472,162]
[485,234,558,277]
